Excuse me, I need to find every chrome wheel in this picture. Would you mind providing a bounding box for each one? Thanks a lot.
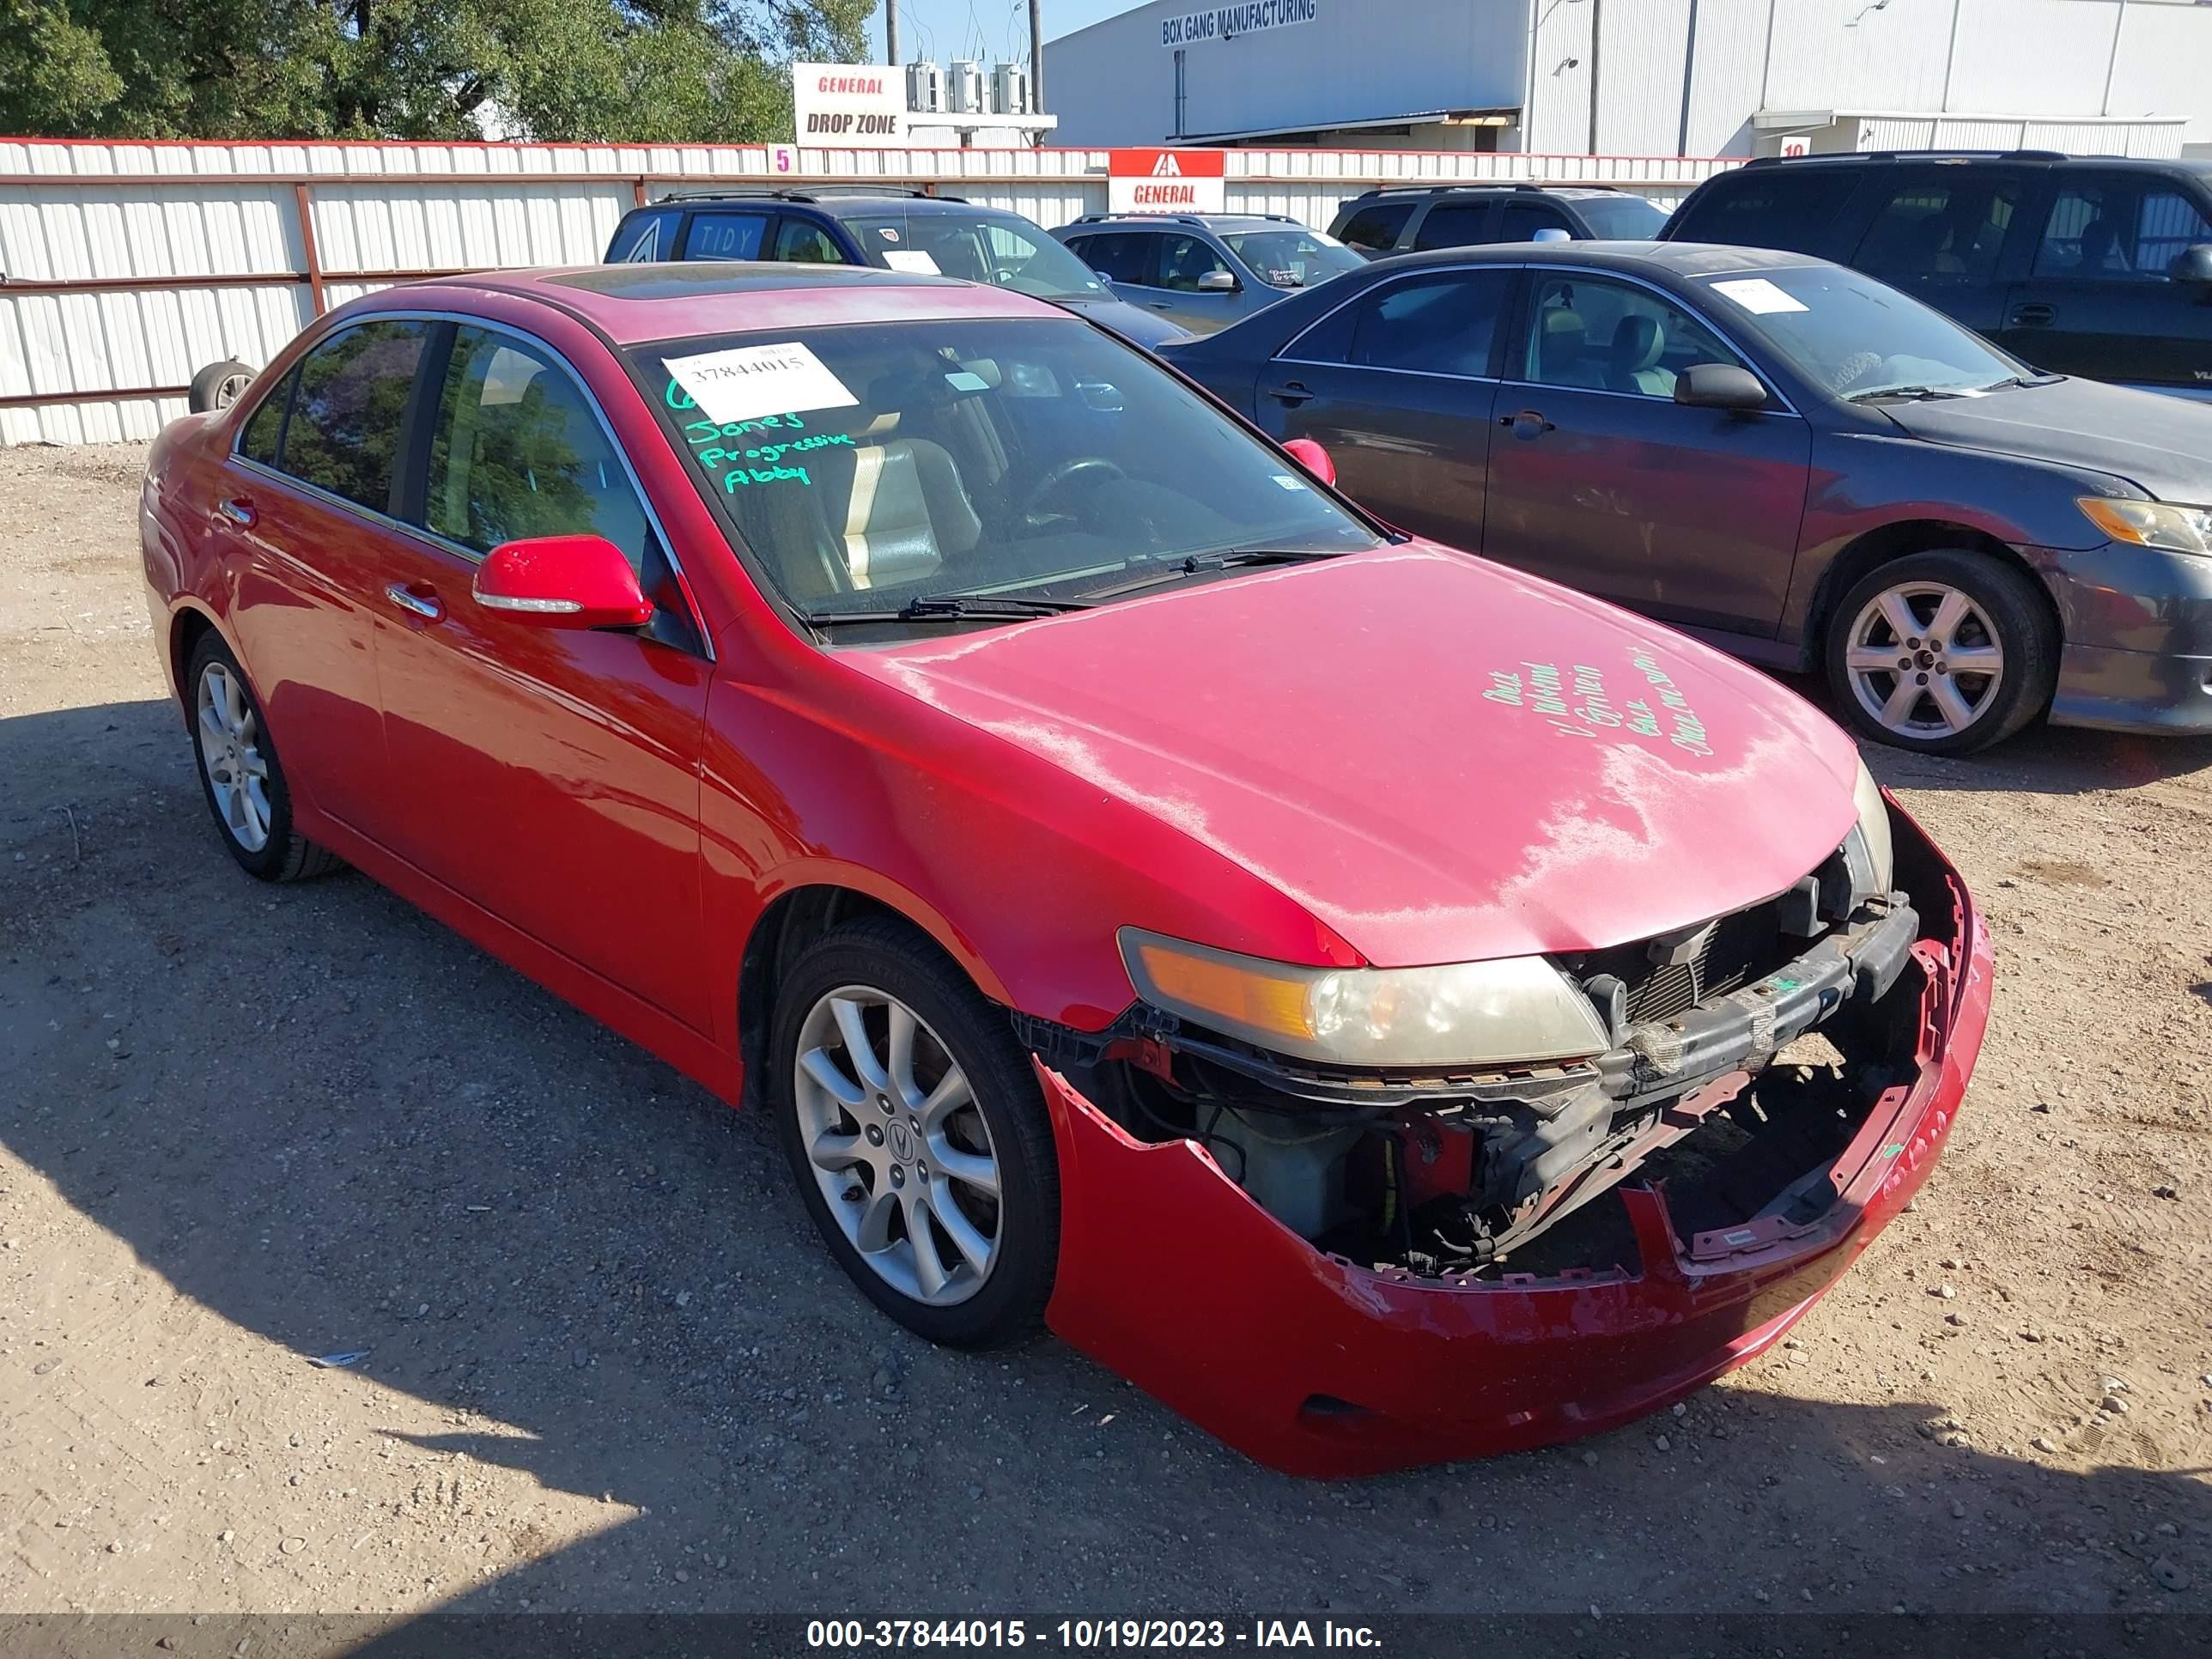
[196,662,272,852]
[793,986,1001,1308]
[212,370,253,409]
[1844,580,2006,741]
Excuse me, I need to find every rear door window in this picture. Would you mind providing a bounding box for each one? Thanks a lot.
[1079,231,1158,285]
[2032,176,2212,281]
[1850,171,2023,283]
[682,212,770,260]
[275,319,431,514]
[1670,168,1861,255]
[1412,201,1495,251]
[1335,200,1414,254]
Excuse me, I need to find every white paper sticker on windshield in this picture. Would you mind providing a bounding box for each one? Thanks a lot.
[1710,277,1808,315]
[882,249,942,275]
[662,342,858,425]
[1272,473,1309,491]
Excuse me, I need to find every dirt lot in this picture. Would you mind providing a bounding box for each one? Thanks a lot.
[3,443,2210,1623]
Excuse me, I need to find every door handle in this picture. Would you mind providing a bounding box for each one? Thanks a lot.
[385,581,443,621]
[217,497,256,527]
[2010,302,2057,327]
[1149,301,1176,311]
[1501,409,1556,437]
[1267,380,1313,406]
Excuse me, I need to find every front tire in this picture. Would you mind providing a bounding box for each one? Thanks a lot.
[185,633,341,882]
[769,917,1060,1348]
[1823,550,2057,756]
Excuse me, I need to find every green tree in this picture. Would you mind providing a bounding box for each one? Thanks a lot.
[0,0,878,143]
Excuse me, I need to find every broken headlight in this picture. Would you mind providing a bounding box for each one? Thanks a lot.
[1117,928,1610,1068]
[1850,755,1895,895]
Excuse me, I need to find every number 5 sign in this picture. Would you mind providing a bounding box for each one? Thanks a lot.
[769,143,799,175]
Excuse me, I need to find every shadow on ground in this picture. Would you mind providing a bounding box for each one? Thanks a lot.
[3,696,2208,1626]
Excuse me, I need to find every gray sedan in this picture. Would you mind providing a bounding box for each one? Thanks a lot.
[1053,214,1365,335]
[1164,241,2212,754]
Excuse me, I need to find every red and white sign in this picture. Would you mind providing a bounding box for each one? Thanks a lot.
[1780,137,1809,158]
[792,62,908,148]
[1107,149,1228,215]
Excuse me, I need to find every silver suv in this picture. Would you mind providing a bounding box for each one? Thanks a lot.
[1051,213,1364,335]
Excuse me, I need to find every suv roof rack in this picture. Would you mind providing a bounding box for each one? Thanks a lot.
[1066,210,1302,228]
[1346,181,1620,200]
[650,185,967,204]
[1742,148,2068,168]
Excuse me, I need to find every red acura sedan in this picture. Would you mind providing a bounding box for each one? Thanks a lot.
[140,262,1990,1476]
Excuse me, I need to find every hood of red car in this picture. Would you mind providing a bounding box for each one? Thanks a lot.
[847,544,1864,967]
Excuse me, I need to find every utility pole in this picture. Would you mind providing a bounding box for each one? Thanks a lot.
[1030,0,1045,109]
[886,0,899,66]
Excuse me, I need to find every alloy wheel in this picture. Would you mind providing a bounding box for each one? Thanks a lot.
[213,370,253,409]
[196,662,273,852]
[1843,580,2006,742]
[792,986,1002,1307]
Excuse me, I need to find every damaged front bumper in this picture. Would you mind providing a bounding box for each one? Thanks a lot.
[1033,800,1991,1478]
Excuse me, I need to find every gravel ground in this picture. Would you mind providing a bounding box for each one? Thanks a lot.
[3,443,2209,1620]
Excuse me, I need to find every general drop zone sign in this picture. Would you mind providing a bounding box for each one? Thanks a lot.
[1107,149,1229,215]
[1161,0,1319,47]
[791,62,907,147]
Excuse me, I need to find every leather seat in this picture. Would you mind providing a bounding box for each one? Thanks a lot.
[1607,313,1673,396]
[811,436,982,591]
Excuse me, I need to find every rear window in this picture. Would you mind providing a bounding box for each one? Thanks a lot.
[1669,168,1862,255]
[276,320,430,515]
[609,207,681,262]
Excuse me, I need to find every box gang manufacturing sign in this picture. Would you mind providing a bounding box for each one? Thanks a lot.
[1108,149,1229,214]
[791,62,908,147]
[1160,0,1319,47]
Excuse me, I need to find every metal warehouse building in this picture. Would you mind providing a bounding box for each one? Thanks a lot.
[1042,0,2212,159]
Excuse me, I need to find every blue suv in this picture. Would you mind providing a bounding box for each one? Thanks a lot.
[605,188,1189,351]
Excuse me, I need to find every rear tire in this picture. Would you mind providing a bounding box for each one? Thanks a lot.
[769,916,1059,1349]
[185,632,342,883]
[1823,550,2057,756]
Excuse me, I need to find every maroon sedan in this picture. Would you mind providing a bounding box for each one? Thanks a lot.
[139,263,1990,1475]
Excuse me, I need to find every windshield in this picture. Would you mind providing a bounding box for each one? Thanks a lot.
[1220,228,1365,289]
[844,211,1109,301]
[1570,196,1670,240]
[633,317,1381,627]
[1694,264,2033,399]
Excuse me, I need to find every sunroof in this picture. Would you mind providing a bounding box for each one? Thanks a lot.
[546,263,947,299]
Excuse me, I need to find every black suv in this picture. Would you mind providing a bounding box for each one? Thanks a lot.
[1327,183,1669,258]
[605,187,1188,350]
[1661,150,2212,399]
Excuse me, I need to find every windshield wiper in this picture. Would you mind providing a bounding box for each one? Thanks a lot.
[799,593,1094,629]
[1080,547,1346,603]
[1843,384,1972,404]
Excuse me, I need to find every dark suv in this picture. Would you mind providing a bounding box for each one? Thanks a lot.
[605,188,1188,350]
[1661,150,2212,399]
[1327,184,1670,258]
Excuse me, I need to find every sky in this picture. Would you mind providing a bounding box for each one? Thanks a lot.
[866,0,1133,70]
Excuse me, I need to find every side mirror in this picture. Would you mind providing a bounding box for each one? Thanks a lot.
[474,534,653,629]
[1530,228,1573,244]
[1197,269,1239,292]
[1280,437,1336,487]
[2169,244,2212,285]
[1093,269,1117,284]
[1674,362,1770,412]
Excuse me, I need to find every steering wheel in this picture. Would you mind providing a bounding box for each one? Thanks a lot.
[1017,457,1127,523]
